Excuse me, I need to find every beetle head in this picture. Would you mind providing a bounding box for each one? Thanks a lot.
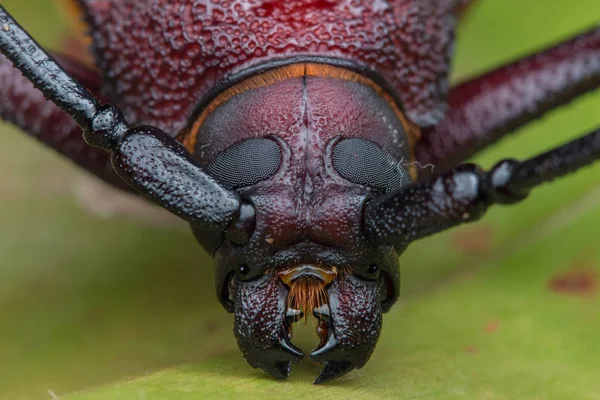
[211,192,401,383]
[201,178,401,383]
[187,64,415,383]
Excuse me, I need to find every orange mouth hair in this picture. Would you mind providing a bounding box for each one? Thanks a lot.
[287,278,328,324]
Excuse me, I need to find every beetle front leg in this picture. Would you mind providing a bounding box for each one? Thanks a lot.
[365,126,600,247]
[416,26,600,176]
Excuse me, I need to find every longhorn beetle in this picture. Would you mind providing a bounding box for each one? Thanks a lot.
[0,0,599,384]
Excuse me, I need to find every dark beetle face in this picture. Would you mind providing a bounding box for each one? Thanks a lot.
[189,64,416,383]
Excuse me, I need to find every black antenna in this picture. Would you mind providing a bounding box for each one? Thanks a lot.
[364,126,600,248]
[0,8,99,130]
[0,6,241,246]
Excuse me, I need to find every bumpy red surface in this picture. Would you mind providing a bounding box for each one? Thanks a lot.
[81,0,461,134]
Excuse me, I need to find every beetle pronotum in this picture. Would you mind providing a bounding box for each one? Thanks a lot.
[0,0,598,384]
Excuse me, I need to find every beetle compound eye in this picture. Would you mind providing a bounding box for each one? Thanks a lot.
[332,138,411,193]
[207,138,282,189]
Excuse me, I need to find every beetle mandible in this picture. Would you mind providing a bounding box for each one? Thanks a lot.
[0,0,599,384]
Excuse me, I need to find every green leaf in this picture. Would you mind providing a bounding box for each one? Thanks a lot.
[0,1,599,399]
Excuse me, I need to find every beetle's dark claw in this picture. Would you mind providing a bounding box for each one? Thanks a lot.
[309,276,384,383]
[244,334,304,379]
[310,306,358,384]
[232,275,305,379]
[279,336,304,358]
[310,330,338,359]
[314,360,355,384]
[233,272,384,382]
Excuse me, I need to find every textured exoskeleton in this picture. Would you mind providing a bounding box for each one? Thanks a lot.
[0,0,598,383]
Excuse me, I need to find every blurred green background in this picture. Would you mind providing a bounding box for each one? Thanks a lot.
[1,1,599,399]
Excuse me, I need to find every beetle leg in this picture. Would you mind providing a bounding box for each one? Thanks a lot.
[0,52,128,190]
[365,126,600,247]
[416,26,600,176]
